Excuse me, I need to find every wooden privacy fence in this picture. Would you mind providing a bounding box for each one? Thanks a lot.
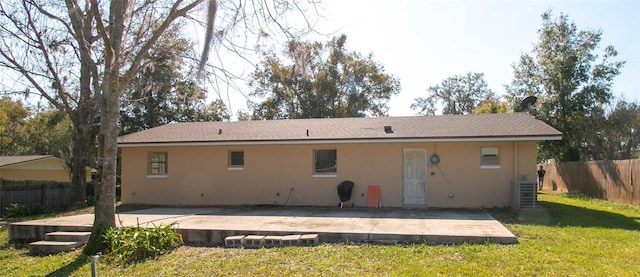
[0,180,74,217]
[541,159,639,206]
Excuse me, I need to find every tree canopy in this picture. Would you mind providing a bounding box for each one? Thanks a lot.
[411,72,494,116]
[0,97,74,159]
[472,98,511,114]
[0,97,30,155]
[249,35,401,119]
[119,25,229,135]
[583,100,640,160]
[506,11,625,161]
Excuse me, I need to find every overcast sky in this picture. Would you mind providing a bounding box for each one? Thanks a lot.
[302,0,639,116]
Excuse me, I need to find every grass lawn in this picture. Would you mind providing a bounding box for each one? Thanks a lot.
[1,192,639,276]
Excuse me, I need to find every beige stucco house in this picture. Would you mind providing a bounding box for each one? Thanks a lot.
[118,113,562,208]
[0,155,91,183]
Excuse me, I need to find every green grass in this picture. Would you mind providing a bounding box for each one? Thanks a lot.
[1,192,639,276]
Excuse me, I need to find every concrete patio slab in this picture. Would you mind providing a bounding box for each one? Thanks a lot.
[8,207,517,245]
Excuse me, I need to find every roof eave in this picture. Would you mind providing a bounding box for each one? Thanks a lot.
[118,135,563,148]
[0,155,55,168]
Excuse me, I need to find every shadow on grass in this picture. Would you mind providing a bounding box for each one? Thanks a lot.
[45,254,90,277]
[538,200,640,230]
[488,199,640,231]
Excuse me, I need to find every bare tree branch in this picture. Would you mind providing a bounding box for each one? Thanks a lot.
[120,0,206,91]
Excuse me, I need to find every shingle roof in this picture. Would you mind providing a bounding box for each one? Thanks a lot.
[0,155,53,167]
[117,113,562,146]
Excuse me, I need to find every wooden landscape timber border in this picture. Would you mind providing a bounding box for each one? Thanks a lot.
[541,159,639,206]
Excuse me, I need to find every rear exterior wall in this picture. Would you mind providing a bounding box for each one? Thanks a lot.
[120,141,537,208]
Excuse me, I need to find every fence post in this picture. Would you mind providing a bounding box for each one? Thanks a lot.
[40,182,46,208]
[0,179,3,217]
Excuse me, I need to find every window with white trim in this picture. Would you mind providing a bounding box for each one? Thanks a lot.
[481,147,500,168]
[314,149,337,176]
[228,150,244,170]
[148,152,168,175]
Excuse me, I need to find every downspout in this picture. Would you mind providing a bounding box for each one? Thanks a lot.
[513,142,519,181]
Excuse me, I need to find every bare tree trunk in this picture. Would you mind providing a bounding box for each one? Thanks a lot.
[90,99,118,233]
[84,0,126,253]
[68,6,98,209]
[69,127,88,207]
[69,53,95,208]
[94,74,121,232]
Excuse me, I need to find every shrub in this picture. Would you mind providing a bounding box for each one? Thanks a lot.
[4,203,29,218]
[28,204,49,215]
[85,195,95,206]
[3,203,49,218]
[102,222,183,265]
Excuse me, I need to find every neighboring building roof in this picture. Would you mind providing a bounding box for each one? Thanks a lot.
[118,113,563,147]
[0,155,54,168]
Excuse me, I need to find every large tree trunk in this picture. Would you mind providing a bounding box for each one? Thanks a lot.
[87,103,118,249]
[85,0,126,254]
[66,0,98,209]
[93,76,120,231]
[69,125,89,207]
[68,93,93,210]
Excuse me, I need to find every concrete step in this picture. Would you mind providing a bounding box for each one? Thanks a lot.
[29,240,84,255]
[8,222,93,242]
[29,231,91,255]
[45,231,91,243]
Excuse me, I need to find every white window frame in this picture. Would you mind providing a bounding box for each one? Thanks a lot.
[147,152,168,177]
[313,149,337,177]
[480,147,501,169]
[228,150,245,170]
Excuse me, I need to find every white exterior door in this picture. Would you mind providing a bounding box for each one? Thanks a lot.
[403,149,427,206]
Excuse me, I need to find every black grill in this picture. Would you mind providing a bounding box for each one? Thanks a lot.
[337,181,354,208]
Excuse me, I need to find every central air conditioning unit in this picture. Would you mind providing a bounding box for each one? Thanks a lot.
[512,181,537,209]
